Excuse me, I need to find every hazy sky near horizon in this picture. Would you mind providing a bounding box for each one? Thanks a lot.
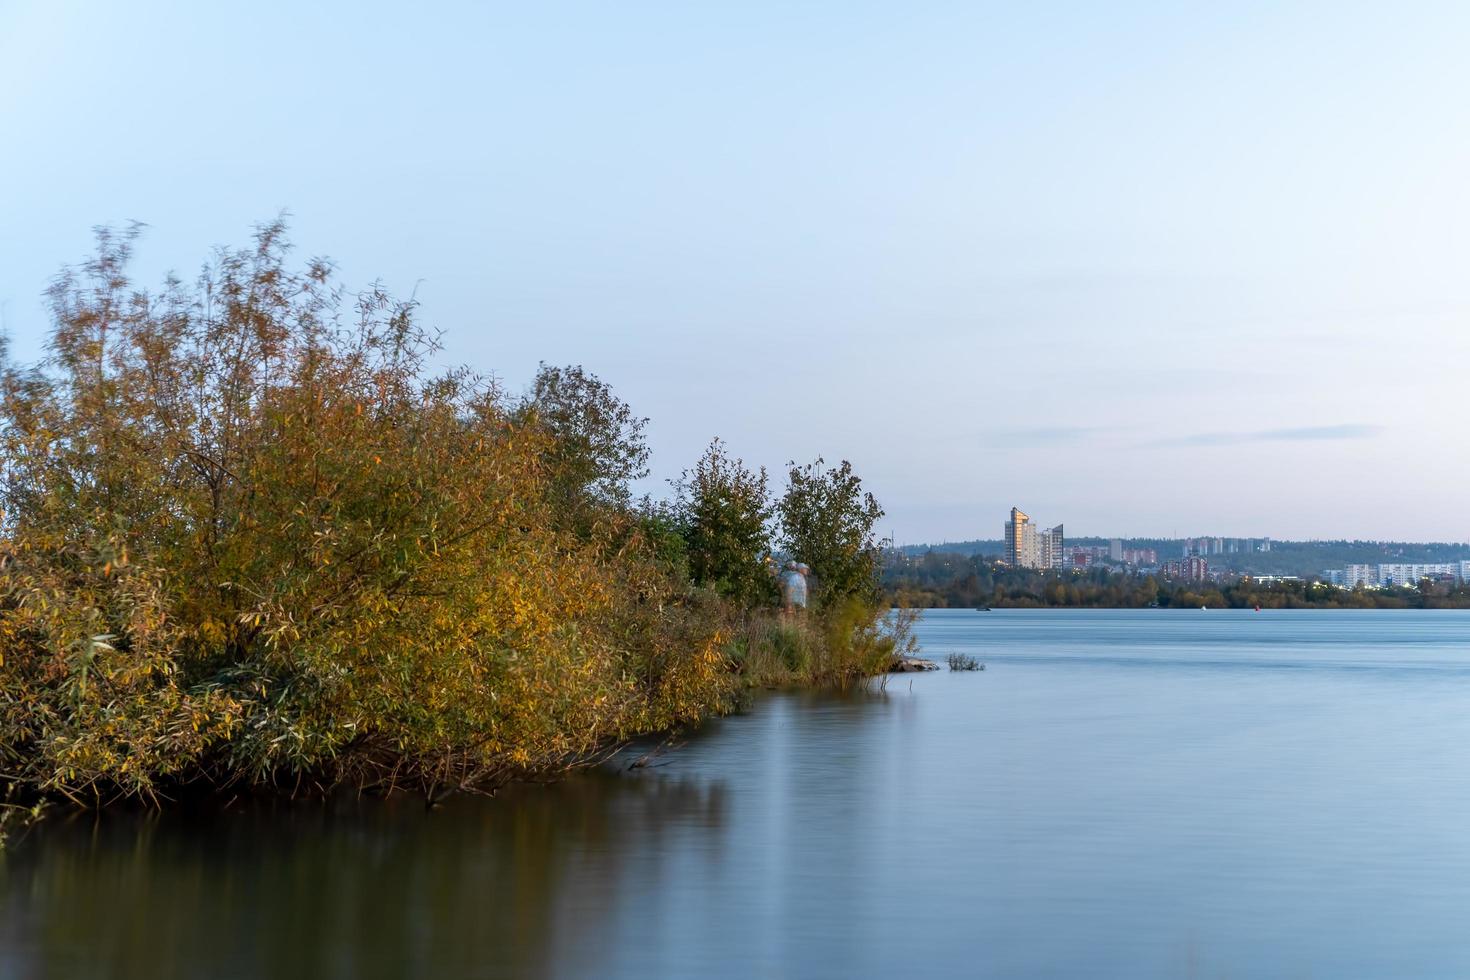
[3,1,1469,543]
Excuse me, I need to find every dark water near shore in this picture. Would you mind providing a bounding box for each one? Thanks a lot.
[7,609,1470,978]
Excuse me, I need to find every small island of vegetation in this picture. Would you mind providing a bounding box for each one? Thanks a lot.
[0,222,908,838]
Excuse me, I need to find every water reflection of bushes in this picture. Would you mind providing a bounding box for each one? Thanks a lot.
[0,772,728,980]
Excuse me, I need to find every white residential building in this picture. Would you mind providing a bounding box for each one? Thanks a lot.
[1328,562,1465,588]
[1377,563,1457,586]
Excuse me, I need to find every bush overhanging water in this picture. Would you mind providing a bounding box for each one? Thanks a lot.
[0,222,908,820]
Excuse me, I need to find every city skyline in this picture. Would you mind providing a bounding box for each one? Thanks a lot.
[935,509,1470,590]
[903,530,1467,549]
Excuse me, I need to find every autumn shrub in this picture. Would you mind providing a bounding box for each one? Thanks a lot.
[0,221,903,816]
[0,223,733,805]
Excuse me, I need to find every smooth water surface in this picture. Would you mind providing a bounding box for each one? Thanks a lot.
[7,609,1470,978]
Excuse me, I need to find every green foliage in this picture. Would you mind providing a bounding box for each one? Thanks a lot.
[777,458,884,609]
[730,618,815,686]
[634,498,692,575]
[673,439,777,606]
[514,363,649,531]
[726,602,914,689]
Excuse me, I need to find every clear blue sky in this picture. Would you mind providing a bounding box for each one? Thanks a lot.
[3,1,1468,543]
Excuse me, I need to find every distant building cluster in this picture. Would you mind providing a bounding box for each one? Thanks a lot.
[1322,562,1470,588]
[1066,545,1110,569]
[1062,543,1163,571]
[1162,555,1211,582]
[1182,537,1270,555]
[989,510,1464,589]
[1003,510,1209,576]
[1004,507,1063,569]
[1113,543,1158,566]
[977,515,1470,590]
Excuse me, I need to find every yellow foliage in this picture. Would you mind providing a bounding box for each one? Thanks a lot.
[0,221,897,812]
[0,223,740,803]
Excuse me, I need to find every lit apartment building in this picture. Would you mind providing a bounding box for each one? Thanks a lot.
[1162,556,1209,581]
[1004,508,1035,567]
[1038,524,1064,569]
[1004,507,1063,569]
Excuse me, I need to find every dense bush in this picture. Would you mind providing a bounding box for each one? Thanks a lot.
[0,223,903,815]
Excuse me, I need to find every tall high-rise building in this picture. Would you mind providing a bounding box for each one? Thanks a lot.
[1004,507,1062,569]
[1109,539,1123,562]
[1038,524,1064,569]
[1004,507,1036,568]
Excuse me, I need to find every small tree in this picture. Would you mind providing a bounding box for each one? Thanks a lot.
[674,439,775,605]
[515,363,649,528]
[777,458,884,608]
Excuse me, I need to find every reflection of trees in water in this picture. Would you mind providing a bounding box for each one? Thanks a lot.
[0,771,728,980]
[0,690,901,980]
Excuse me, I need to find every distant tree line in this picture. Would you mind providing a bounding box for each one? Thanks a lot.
[884,552,1470,609]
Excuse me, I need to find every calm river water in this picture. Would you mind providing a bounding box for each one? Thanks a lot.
[7,609,1470,978]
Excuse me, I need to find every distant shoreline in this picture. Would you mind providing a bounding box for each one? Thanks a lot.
[885,562,1470,611]
[895,605,1470,611]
